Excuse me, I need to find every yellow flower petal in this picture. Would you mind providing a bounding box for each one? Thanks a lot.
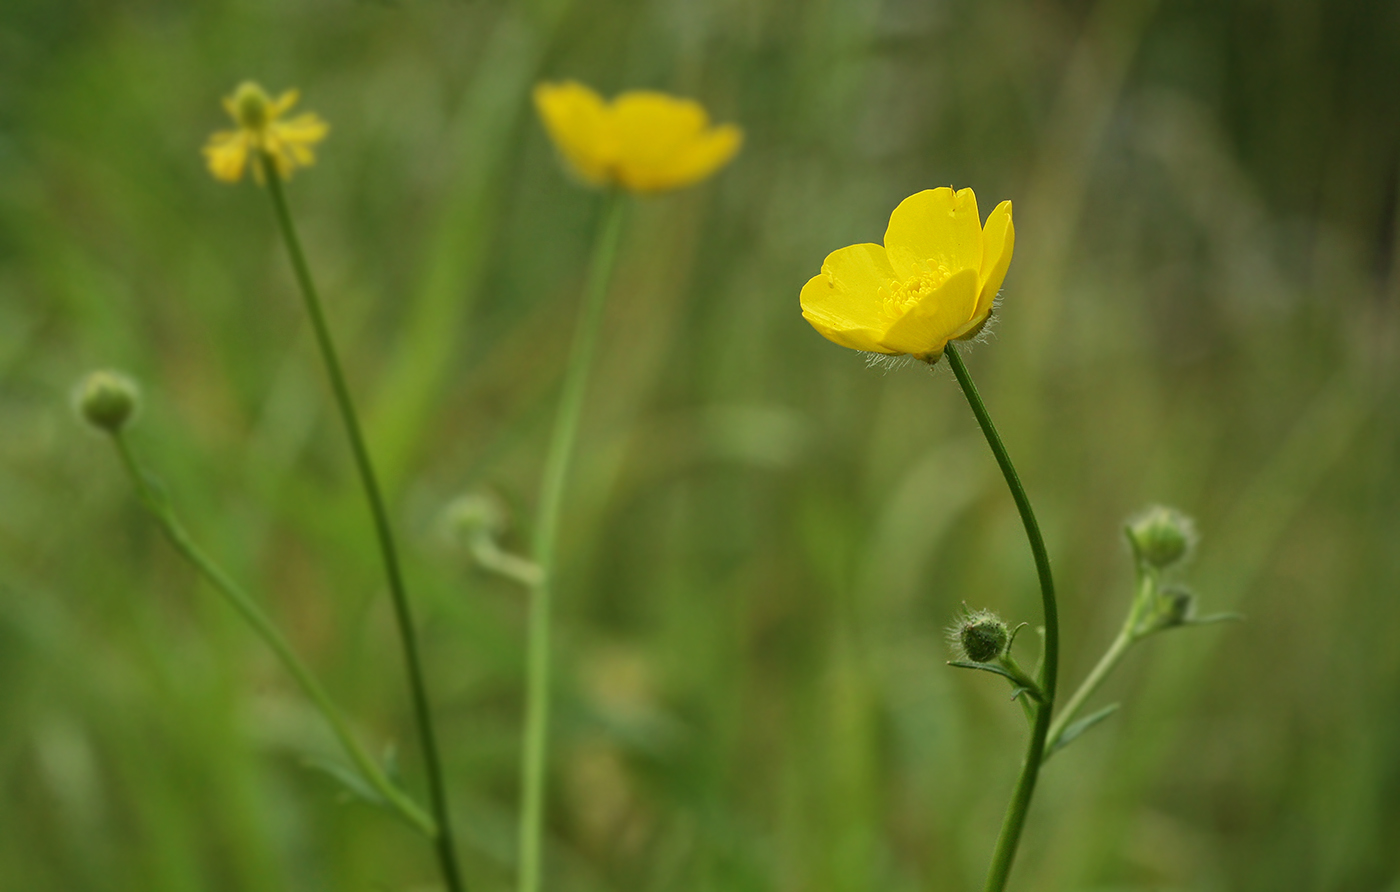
[203,130,251,183]
[276,112,328,144]
[534,81,741,193]
[877,267,979,357]
[974,199,1014,321]
[620,122,742,192]
[271,89,300,117]
[883,187,983,282]
[800,243,899,353]
[608,91,743,192]
[533,81,612,186]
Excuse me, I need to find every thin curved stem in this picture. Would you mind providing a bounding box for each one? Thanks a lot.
[261,154,464,892]
[1045,570,1152,752]
[111,433,435,836]
[944,343,1059,892]
[518,192,627,892]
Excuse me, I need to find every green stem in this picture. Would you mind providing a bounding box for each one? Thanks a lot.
[261,154,464,892]
[944,343,1059,892]
[1044,569,1152,753]
[111,433,435,836]
[518,191,627,892]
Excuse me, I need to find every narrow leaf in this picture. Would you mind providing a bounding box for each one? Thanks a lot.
[1187,612,1245,626]
[1044,703,1121,762]
[947,661,1044,702]
[302,756,387,808]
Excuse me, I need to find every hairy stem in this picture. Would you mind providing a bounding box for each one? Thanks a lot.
[261,154,464,892]
[517,192,627,892]
[944,343,1060,892]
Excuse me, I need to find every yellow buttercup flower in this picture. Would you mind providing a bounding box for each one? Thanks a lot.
[203,81,329,184]
[533,81,742,193]
[800,187,1014,362]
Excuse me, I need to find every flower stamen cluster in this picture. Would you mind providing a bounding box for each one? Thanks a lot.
[880,262,955,322]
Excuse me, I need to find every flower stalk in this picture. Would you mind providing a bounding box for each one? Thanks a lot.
[259,153,464,892]
[1043,571,1151,755]
[944,343,1059,892]
[108,431,435,836]
[518,190,627,892]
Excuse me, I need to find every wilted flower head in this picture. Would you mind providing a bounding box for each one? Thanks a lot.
[203,81,329,184]
[533,81,742,193]
[800,187,1014,363]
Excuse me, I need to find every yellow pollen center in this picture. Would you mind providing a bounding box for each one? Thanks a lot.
[881,263,952,321]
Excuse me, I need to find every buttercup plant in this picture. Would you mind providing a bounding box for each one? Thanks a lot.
[801,187,1231,892]
[91,82,463,891]
[495,80,742,892]
[75,67,1226,892]
[84,74,740,892]
[205,81,465,892]
[76,369,436,838]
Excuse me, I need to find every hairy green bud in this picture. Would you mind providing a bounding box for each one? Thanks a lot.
[75,370,140,434]
[950,609,1010,663]
[1126,505,1196,569]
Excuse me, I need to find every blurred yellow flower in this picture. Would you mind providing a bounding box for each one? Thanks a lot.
[533,81,742,193]
[203,81,328,184]
[800,187,1014,362]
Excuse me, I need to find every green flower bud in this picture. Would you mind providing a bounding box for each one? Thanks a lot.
[950,609,1010,663]
[231,81,273,131]
[1126,505,1196,569]
[441,491,510,540]
[74,370,140,434]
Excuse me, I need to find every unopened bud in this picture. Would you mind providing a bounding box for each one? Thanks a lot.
[1140,585,1196,634]
[75,370,140,434]
[950,609,1010,663]
[441,491,510,541]
[1126,505,1196,569]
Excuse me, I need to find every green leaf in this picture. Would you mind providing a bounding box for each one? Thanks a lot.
[947,661,1045,702]
[1043,703,1120,762]
[302,756,388,808]
[1186,611,1245,626]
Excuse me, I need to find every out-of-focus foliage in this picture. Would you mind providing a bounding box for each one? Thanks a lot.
[2,0,1399,890]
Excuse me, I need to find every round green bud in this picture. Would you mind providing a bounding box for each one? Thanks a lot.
[952,610,1010,663]
[232,81,273,131]
[75,370,140,434]
[1126,505,1196,569]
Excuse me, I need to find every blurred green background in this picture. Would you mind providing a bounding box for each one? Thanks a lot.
[3,0,1399,889]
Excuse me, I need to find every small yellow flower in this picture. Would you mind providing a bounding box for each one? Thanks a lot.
[203,81,329,184]
[800,187,1014,362]
[533,81,742,193]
